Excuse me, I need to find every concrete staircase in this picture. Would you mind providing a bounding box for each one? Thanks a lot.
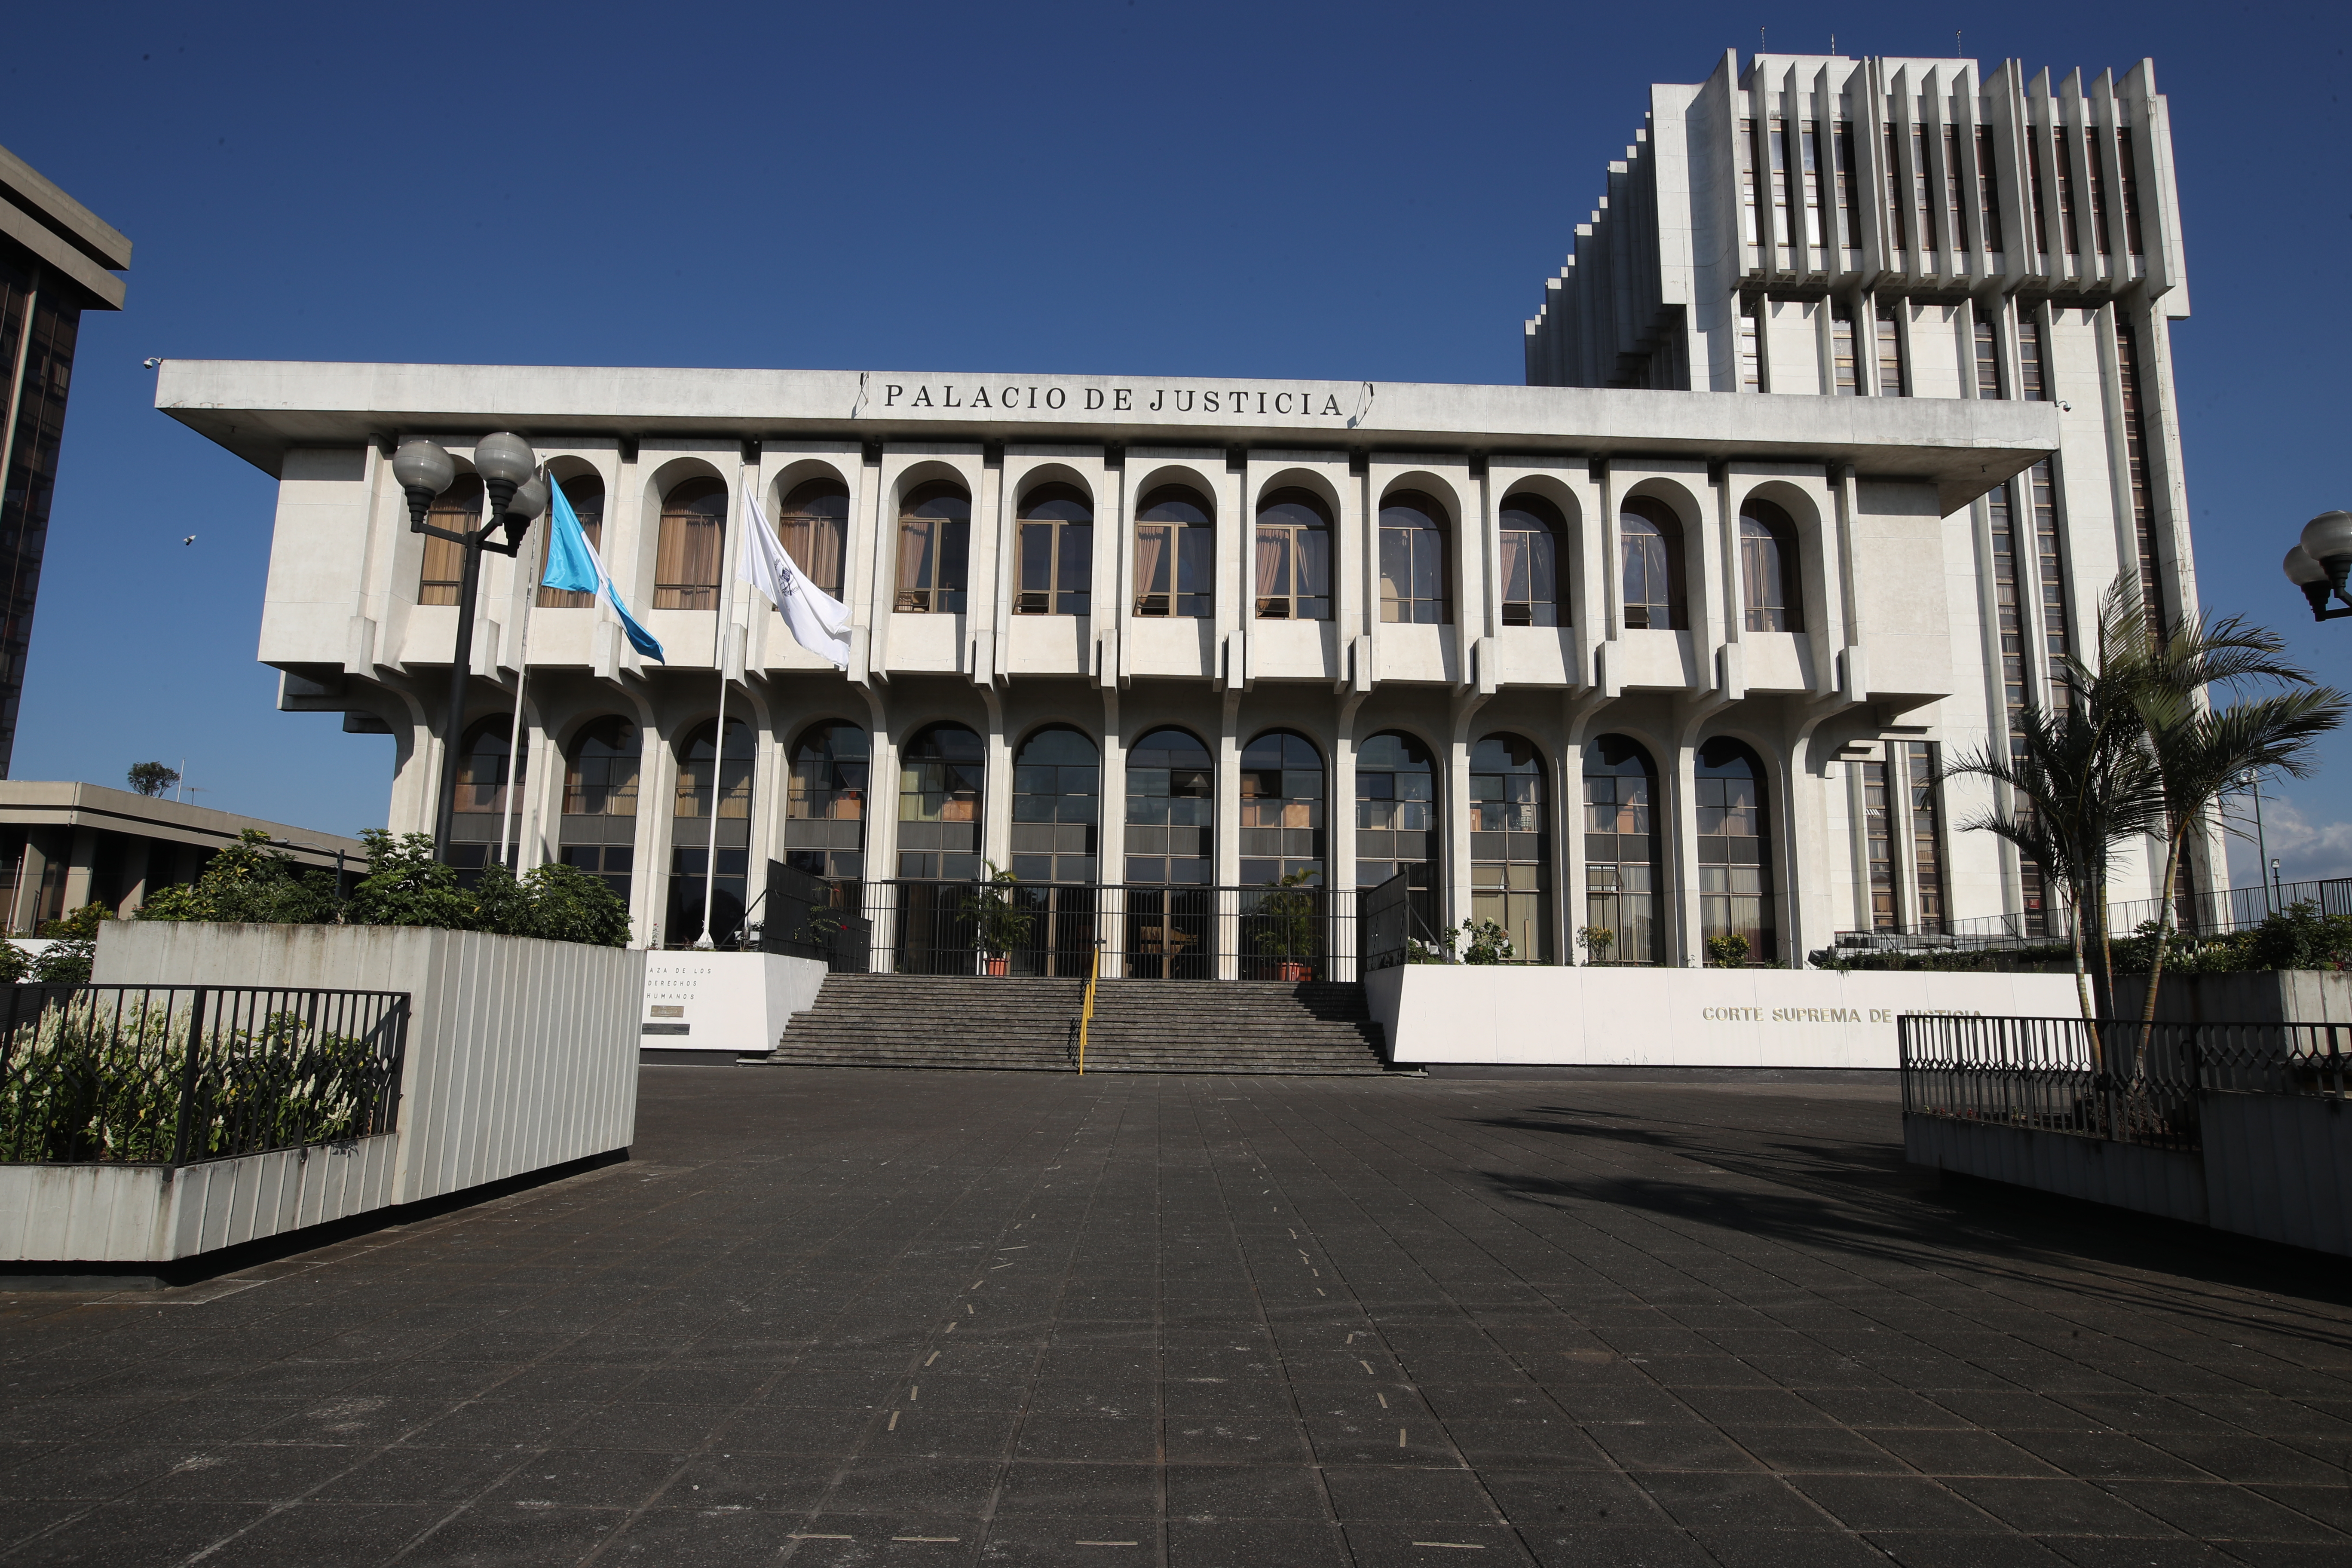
[758,975,1390,1074]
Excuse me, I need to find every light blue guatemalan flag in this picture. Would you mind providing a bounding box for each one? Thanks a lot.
[542,475,665,662]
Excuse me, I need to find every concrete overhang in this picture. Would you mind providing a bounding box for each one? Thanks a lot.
[0,144,131,311]
[157,359,2059,516]
[0,781,364,872]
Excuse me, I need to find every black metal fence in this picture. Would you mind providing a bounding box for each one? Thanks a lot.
[758,861,872,972]
[1898,1012,2352,1155]
[0,985,409,1167]
[1364,872,1412,971]
[1840,876,2352,957]
[851,880,1360,981]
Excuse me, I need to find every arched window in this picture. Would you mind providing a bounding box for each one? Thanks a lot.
[897,722,983,880]
[560,717,640,902]
[1357,731,1437,930]
[1240,729,1326,885]
[784,721,869,885]
[1017,484,1093,617]
[654,477,728,610]
[1471,734,1549,962]
[1697,738,1774,964]
[1619,498,1687,631]
[1134,485,1213,618]
[1011,726,1098,883]
[1124,728,1213,884]
[897,481,971,614]
[448,717,521,876]
[778,477,850,599]
[668,717,756,946]
[1255,488,1331,621]
[1378,490,1450,625]
[1583,735,1661,964]
[1499,494,1566,628]
[537,474,604,608]
[1739,499,1803,632]
[418,472,483,606]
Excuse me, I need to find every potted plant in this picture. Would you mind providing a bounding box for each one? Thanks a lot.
[1252,870,1320,981]
[1704,933,1752,968]
[1577,925,1615,965]
[962,862,1034,976]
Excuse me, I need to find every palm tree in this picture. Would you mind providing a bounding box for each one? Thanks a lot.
[1943,691,2165,1027]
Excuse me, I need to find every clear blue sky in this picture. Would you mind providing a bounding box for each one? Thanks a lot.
[6,0,2347,882]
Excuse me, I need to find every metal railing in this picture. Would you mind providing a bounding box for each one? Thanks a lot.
[1898,1012,2352,1155]
[758,861,872,972]
[1365,872,1412,971]
[850,880,1361,981]
[1840,876,2352,956]
[0,985,410,1167]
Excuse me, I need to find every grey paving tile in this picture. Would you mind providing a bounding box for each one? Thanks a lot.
[1165,1517,1348,1566]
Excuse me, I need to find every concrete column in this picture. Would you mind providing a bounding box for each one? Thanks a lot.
[118,837,153,916]
[8,833,47,934]
[59,827,98,914]
[635,719,671,948]
[1669,743,1701,966]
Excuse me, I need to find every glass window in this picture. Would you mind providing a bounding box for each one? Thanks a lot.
[418,472,483,606]
[1016,484,1093,617]
[1830,301,1859,395]
[558,717,639,905]
[1875,303,1905,397]
[1354,730,1434,931]
[446,717,523,878]
[897,722,983,880]
[1583,735,1660,965]
[1134,485,1213,618]
[1011,726,1098,884]
[1241,729,1325,886]
[1975,125,2004,253]
[1254,488,1331,621]
[1378,490,1449,625]
[653,477,727,610]
[536,474,603,608]
[896,482,971,614]
[1499,494,1565,628]
[1905,740,1945,933]
[1696,738,1773,963]
[1619,498,1686,631]
[1739,500,1803,633]
[667,717,756,947]
[1863,756,1898,930]
[779,477,850,599]
[784,720,869,885]
[1470,733,1548,963]
[1125,727,1213,885]
[2017,314,2047,402]
[1973,313,2004,400]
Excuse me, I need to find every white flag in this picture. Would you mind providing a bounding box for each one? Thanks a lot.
[741,488,852,669]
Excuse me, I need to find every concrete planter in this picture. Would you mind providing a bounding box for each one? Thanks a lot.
[0,921,643,1265]
[2112,969,2352,1024]
[1905,1090,2352,1256]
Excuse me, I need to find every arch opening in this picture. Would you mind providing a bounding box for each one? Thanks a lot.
[1255,489,1331,621]
[1499,493,1566,628]
[448,715,522,879]
[1134,485,1213,618]
[1696,737,1775,964]
[537,473,603,608]
[667,717,756,947]
[1739,498,1804,633]
[560,717,640,903]
[1619,497,1688,631]
[418,472,483,606]
[1355,731,1436,934]
[897,482,971,614]
[1471,733,1550,962]
[654,477,728,611]
[1017,483,1093,617]
[1583,735,1662,964]
[780,477,851,599]
[1378,490,1451,625]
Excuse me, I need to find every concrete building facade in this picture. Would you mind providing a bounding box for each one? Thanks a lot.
[0,144,130,777]
[157,50,2196,968]
[1526,52,2201,931]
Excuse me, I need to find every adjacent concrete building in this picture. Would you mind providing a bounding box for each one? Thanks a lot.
[0,782,363,934]
[0,144,130,777]
[155,50,2199,969]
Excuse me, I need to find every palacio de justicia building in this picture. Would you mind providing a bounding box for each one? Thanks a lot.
[161,49,2202,977]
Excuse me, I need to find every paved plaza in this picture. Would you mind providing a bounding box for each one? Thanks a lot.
[1,1066,2349,1566]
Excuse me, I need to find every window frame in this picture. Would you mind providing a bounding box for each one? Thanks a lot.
[895,481,972,615]
[418,472,484,606]
[1617,497,1688,631]
[1738,500,1804,633]
[1253,488,1333,622]
[1132,485,1214,619]
[652,476,729,612]
[1377,489,1452,626]
[778,476,851,600]
[536,474,602,608]
[1497,493,1566,628]
[1014,483,1094,618]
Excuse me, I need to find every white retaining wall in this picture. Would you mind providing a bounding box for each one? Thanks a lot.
[2,921,645,1264]
[641,950,828,1055]
[1369,965,2082,1069]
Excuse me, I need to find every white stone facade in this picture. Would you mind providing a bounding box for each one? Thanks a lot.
[1526,52,2205,928]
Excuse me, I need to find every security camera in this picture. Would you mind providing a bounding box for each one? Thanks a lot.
[143,358,160,369]
[2057,400,2072,412]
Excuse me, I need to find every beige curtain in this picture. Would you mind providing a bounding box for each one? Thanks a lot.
[786,515,845,597]
[897,516,934,608]
[1133,523,1170,609]
[1254,527,1287,614]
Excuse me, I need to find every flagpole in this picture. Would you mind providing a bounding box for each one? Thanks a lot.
[698,467,748,949]
[498,483,539,873]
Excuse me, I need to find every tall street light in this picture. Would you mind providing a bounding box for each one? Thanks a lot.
[2282,510,2352,622]
[392,434,548,864]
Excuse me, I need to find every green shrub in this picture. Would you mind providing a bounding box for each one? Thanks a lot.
[135,828,629,948]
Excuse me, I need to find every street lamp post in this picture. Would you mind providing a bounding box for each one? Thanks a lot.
[391,434,548,864]
[2281,510,2352,622]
